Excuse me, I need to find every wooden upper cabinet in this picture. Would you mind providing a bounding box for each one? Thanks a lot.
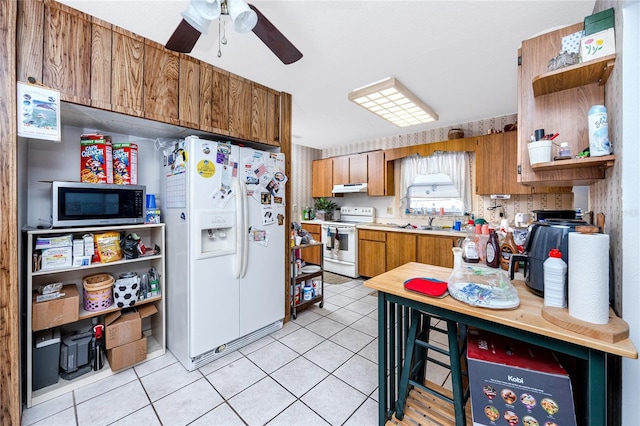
[90,15,112,110]
[42,1,92,105]
[17,0,45,84]
[179,53,200,129]
[111,26,144,117]
[332,156,350,185]
[251,83,268,143]
[312,158,334,198]
[349,155,368,183]
[266,89,281,146]
[518,22,606,186]
[143,39,179,125]
[229,74,252,140]
[367,151,394,196]
[199,63,230,135]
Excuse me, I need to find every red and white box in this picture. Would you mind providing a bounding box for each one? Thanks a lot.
[112,143,138,185]
[80,134,113,184]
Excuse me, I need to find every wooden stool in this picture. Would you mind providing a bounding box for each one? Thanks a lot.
[395,309,469,425]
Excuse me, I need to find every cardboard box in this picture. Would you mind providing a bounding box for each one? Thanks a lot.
[112,143,138,185]
[580,28,615,62]
[80,134,113,184]
[104,304,157,349]
[467,328,576,426]
[40,246,73,270]
[584,7,614,36]
[36,234,73,250]
[107,335,147,372]
[32,285,79,331]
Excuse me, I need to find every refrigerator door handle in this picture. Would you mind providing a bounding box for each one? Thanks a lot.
[240,178,249,278]
[233,178,243,279]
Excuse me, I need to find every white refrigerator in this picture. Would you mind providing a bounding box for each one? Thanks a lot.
[161,136,286,370]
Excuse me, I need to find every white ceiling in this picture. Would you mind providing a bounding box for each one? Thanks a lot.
[58,0,595,150]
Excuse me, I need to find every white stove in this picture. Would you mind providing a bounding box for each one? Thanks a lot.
[321,206,375,278]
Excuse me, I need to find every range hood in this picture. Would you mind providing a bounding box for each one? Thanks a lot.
[332,183,368,194]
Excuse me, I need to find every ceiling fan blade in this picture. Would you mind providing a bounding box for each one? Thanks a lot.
[248,4,303,65]
[165,19,202,53]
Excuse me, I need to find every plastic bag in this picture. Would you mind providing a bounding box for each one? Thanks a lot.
[94,232,122,263]
[447,248,519,309]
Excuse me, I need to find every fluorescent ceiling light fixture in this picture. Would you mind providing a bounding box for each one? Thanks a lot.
[348,77,438,127]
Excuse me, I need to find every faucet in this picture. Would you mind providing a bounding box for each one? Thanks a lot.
[428,216,435,227]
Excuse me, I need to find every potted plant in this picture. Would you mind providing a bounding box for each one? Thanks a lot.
[314,197,338,221]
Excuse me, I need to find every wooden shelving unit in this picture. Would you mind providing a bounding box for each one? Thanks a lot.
[532,54,616,97]
[531,155,616,172]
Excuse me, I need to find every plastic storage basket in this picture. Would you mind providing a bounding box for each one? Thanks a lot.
[82,273,114,311]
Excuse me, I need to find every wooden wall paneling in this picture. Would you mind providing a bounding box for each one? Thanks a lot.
[143,39,179,125]
[1,0,21,422]
[90,15,112,110]
[228,74,251,140]
[17,0,44,84]
[42,0,92,105]
[266,89,280,146]
[111,26,144,117]
[251,82,268,143]
[179,53,200,129]
[280,92,292,322]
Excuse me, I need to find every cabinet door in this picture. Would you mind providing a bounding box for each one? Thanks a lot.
[266,89,281,146]
[349,154,368,183]
[199,63,230,135]
[312,158,334,198]
[358,240,386,277]
[251,83,268,143]
[42,1,92,105]
[386,233,416,271]
[476,134,505,195]
[179,53,200,129]
[143,39,179,125]
[229,74,252,140]
[367,151,394,196]
[417,235,456,268]
[111,27,144,117]
[332,156,350,185]
[90,16,112,110]
[501,132,532,195]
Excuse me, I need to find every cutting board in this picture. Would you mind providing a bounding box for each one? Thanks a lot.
[542,306,629,343]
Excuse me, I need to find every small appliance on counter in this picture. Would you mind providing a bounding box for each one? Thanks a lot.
[510,219,588,295]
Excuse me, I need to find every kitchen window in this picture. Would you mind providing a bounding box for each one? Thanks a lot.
[400,152,472,216]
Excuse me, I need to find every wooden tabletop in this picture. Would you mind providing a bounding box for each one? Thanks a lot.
[364,262,638,359]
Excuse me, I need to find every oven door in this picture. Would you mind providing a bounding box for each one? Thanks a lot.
[321,224,357,264]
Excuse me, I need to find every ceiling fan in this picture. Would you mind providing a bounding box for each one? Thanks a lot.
[165,0,303,65]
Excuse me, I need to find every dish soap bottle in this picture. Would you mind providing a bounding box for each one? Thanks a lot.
[461,222,479,263]
[500,231,519,271]
[485,229,500,268]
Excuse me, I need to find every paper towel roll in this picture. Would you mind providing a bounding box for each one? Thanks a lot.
[568,232,610,324]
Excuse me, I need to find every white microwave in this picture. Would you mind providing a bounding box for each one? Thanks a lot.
[52,181,146,227]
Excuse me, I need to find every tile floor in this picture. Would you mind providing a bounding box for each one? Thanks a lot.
[22,279,453,426]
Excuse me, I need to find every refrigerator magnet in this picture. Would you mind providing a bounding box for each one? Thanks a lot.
[262,206,275,225]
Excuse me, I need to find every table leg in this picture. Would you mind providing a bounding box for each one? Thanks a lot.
[587,349,606,426]
[378,293,388,426]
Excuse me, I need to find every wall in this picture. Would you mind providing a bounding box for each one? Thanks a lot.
[291,114,574,226]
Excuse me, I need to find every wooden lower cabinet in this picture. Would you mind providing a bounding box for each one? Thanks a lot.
[417,235,460,268]
[358,230,386,278]
[386,233,416,271]
[301,223,322,266]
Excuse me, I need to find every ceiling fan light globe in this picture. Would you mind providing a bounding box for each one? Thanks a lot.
[227,0,258,32]
[182,0,221,33]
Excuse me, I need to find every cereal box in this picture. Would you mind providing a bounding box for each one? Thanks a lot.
[80,134,113,184]
[112,143,138,185]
